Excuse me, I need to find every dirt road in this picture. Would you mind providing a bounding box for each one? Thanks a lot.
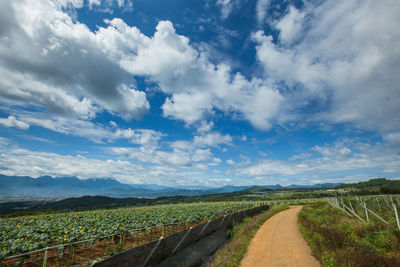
[240,206,320,267]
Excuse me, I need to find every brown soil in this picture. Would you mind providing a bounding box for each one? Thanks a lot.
[240,206,320,267]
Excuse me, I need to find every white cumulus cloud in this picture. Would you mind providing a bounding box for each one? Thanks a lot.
[275,6,305,45]
[0,0,149,121]
[0,116,30,130]
[253,0,400,133]
[216,0,237,20]
[95,18,284,130]
[256,0,271,26]
[237,140,400,178]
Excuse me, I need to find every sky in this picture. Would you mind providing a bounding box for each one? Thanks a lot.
[0,0,399,187]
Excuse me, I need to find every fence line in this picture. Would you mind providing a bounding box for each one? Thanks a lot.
[326,195,400,231]
[3,221,182,261]
[94,204,270,267]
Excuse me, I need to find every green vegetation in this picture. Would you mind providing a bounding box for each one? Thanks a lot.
[210,205,288,267]
[2,178,398,217]
[298,202,400,266]
[0,201,259,259]
[330,195,400,227]
[0,190,334,217]
[3,177,399,263]
[336,178,400,194]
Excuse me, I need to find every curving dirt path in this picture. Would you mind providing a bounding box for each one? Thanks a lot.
[240,206,320,267]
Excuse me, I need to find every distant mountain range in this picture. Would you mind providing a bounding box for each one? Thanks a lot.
[0,174,340,198]
[285,183,341,189]
[0,175,251,198]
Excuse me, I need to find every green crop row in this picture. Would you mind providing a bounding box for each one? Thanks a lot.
[0,201,260,258]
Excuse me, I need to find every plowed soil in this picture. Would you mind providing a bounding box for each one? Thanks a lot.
[240,206,320,267]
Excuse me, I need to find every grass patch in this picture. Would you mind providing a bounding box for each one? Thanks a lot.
[210,205,289,267]
[298,202,400,267]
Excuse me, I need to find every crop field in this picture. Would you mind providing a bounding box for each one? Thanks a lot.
[0,201,261,264]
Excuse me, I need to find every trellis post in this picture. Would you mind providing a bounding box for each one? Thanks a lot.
[172,227,192,254]
[42,249,48,267]
[141,237,163,267]
[393,204,400,231]
[363,202,369,222]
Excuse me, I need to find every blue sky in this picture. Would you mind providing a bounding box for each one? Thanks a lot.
[0,0,399,187]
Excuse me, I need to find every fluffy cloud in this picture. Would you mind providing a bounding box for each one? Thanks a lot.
[169,132,232,151]
[2,0,398,139]
[206,178,231,186]
[160,58,283,130]
[255,0,271,26]
[237,140,400,178]
[0,137,224,186]
[212,157,222,163]
[383,132,400,151]
[197,121,214,133]
[20,115,114,142]
[226,159,235,165]
[96,18,283,129]
[115,128,163,147]
[61,0,133,12]
[162,92,213,124]
[112,146,214,170]
[275,6,305,45]
[193,132,232,147]
[192,149,213,162]
[18,114,162,144]
[0,116,30,130]
[0,143,184,185]
[253,0,400,133]
[0,1,284,132]
[112,131,230,168]
[216,0,237,20]
[0,0,148,121]
[112,147,193,167]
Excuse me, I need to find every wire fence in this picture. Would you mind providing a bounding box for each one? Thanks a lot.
[327,194,400,230]
[94,204,271,267]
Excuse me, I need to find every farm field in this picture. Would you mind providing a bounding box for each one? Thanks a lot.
[3,186,399,266]
[0,201,261,265]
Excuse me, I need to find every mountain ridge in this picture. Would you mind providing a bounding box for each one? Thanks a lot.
[0,175,253,198]
[0,174,342,198]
